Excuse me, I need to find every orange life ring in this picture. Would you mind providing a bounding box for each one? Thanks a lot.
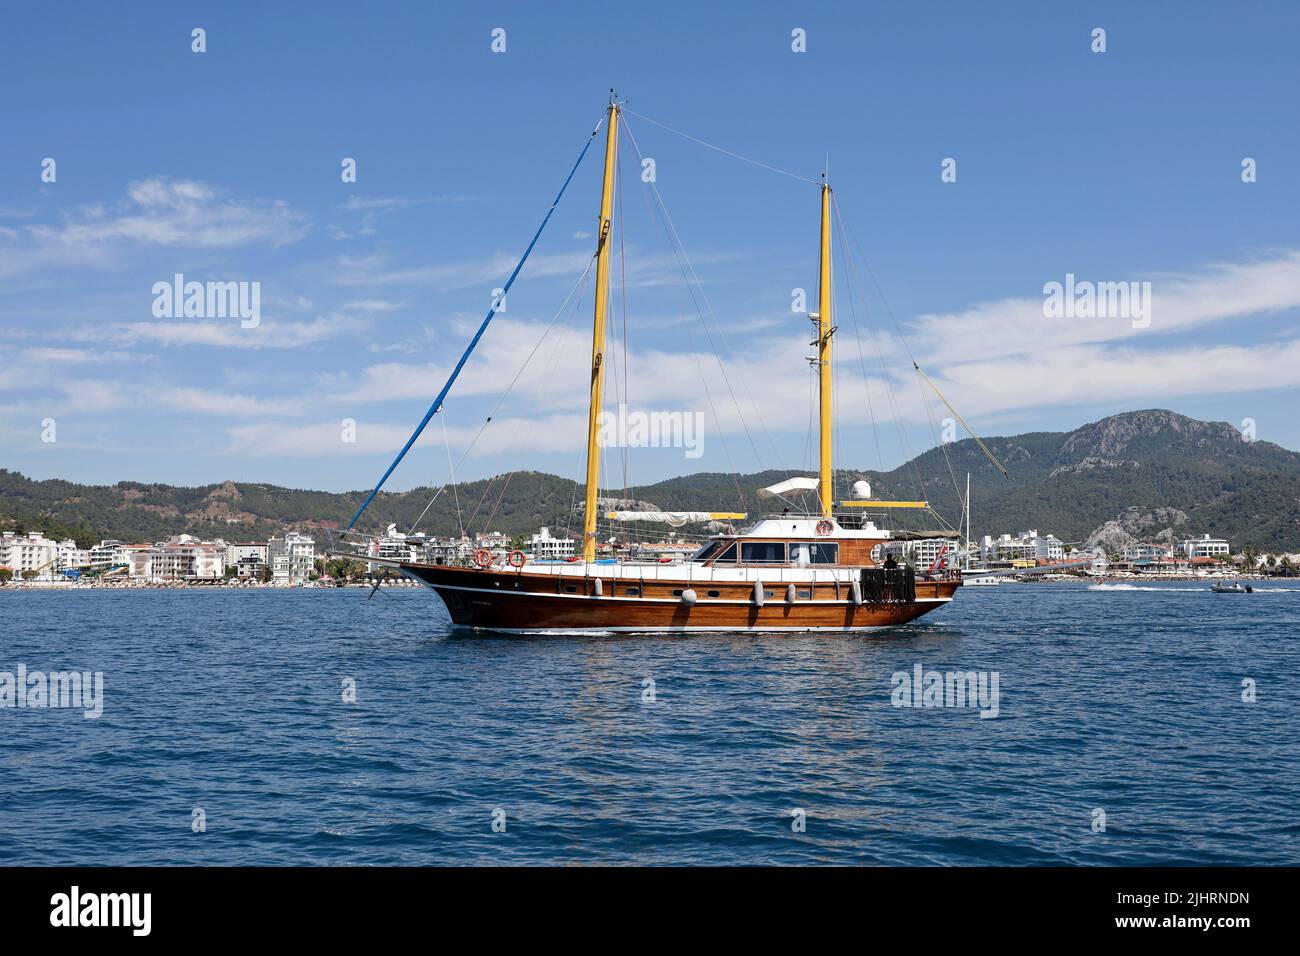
[507,549,527,569]
[473,549,493,569]
[815,519,834,536]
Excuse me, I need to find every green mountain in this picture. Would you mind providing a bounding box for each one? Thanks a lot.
[3,409,1298,551]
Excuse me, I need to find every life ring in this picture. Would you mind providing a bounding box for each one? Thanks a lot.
[507,549,527,569]
[815,519,834,537]
[473,549,493,569]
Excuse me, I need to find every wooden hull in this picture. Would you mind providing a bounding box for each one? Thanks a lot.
[398,563,959,634]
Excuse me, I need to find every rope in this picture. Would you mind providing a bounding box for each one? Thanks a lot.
[345,114,604,532]
[405,257,596,536]
[622,107,822,186]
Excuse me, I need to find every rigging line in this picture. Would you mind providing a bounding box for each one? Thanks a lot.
[464,269,593,533]
[404,404,461,537]
[831,194,929,503]
[344,114,604,532]
[627,125,747,511]
[832,211,886,474]
[479,284,584,537]
[914,364,1011,479]
[622,119,772,492]
[617,140,630,517]
[442,408,464,539]
[915,364,966,523]
[473,311,577,534]
[406,257,595,535]
[621,107,822,187]
[624,117,787,474]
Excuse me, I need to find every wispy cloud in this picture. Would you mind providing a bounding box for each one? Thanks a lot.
[911,251,1300,367]
[0,177,308,279]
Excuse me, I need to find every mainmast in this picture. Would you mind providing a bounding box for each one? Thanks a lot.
[582,98,620,562]
[816,184,834,517]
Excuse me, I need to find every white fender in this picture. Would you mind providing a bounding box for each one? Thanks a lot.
[592,578,602,596]
[753,580,765,607]
[785,583,797,603]
[680,588,697,606]
[851,579,863,605]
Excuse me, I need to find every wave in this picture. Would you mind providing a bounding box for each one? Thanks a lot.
[1089,583,1300,593]
[1088,583,1206,592]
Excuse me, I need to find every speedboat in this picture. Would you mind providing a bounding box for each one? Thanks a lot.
[1209,581,1252,593]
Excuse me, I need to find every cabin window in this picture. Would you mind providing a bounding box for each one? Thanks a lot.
[712,543,738,563]
[672,589,684,597]
[625,587,640,596]
[706,590,721,598]
[740,542,786,564]
[690,541,722,562]
[563,585,577,593]
[796,589,812,600]
[787,542,839,565]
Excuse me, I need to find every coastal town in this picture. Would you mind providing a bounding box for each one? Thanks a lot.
[2,523,1296,587]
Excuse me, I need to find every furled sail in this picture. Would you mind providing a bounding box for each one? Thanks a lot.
[605,511,746,527]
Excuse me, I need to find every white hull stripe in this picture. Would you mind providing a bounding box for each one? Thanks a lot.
[402,573,952,606]
[476,625,910,635]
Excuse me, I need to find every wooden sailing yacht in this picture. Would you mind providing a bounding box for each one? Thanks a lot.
[338,99,961,633]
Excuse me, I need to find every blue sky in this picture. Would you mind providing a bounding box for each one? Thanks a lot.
[2,0,1298,495]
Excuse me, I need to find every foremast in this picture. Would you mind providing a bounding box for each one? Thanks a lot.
[582,99,620,562]
[816,183,834,517]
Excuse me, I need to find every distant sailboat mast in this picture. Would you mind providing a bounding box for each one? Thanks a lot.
[965,472,972,571]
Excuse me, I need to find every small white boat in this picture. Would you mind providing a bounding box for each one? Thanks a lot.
[963,575,1001,587]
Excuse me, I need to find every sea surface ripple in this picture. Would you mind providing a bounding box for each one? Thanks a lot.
[2,581,1297,865]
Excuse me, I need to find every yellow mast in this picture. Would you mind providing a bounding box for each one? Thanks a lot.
[816,183,833,517]
[582,100,620,562]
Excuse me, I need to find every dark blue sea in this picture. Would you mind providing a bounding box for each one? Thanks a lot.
[3,580,1297,866]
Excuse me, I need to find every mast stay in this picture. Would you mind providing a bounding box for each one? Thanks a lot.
[344,115,604,533]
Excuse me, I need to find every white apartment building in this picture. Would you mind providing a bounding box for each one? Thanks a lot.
[420,536,472,566]
[268,532,315,585]
[226,542,269,579]
[129,535,227,581]
[476,531,511,551]
[2,531,56,576]
[882,537,955,569]
[369,524,429,569]
[1120,543,1174,563]
[528,527,575,561]
[983,530,1064,564]
[1182,534,1230,561]
[0,531,84,578]
[88,540,133,571]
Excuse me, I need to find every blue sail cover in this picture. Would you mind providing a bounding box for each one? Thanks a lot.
[345,120,603,532]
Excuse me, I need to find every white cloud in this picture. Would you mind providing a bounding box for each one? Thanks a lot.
[912,251,1300,367]
[109,315,351,349]
[0,177,308,278]
[225,420,417,457]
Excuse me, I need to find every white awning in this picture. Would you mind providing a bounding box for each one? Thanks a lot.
[605,511,745,527]
[757,476,819,499]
